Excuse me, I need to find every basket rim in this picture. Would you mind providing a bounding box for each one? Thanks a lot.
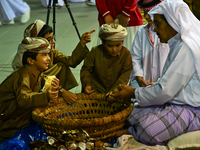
[32,100,133,128]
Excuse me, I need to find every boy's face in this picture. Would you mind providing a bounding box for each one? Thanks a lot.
[32,53,50,71]
[103,41,123,56]
[144,10,154,25]
[44,32,55,49]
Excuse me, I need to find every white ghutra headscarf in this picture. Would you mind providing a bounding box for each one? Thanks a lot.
[148,0,200,80]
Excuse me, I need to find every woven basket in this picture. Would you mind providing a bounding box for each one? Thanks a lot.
[32,93,133,141]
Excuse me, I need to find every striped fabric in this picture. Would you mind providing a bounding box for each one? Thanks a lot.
[127,104,200,145]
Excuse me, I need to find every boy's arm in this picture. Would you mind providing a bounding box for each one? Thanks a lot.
[96,0,110,17]
[121,0,138,18]
[52,42,89,68]
[80,49,95,91]
[116,0,138,26]
[110,51,133,90]
[52,30,94,68]
[96,0,114,23]
[15,75,49,109]
[130,27,144,81]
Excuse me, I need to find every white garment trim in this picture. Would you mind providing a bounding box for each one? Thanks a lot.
[122,11,130,17]
[103,11,110,17]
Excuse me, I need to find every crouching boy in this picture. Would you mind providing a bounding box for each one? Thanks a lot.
[80,23,133,95]
[0,37,59,143]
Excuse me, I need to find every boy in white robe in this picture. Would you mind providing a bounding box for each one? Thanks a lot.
[129,0,169,88]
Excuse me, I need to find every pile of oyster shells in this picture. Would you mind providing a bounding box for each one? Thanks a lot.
[29,129,112,150]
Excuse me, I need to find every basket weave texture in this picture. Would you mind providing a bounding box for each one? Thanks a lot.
[32,93,133,141]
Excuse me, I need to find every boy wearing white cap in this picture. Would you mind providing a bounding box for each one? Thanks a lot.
[0,37,59,143]
[96,0,143,51]
[81,23,132,95]
[13,19,95,105]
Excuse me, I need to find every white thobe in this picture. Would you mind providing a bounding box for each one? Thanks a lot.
[135,33,200,107]
[129,24,169,88]
[41,0,64,7]
[0,0,29,21]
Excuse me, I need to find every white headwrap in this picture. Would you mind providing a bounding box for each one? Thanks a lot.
[12,37,50,70]
[99,23,128,41]
[24,19,46,38]
[148,0,200,80]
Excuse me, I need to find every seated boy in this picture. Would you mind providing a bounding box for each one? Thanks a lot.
[80,23,133,95]
[0,37,59,144]
[12,19,95,105]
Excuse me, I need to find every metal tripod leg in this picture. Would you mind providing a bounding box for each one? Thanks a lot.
[46,0,57,47]
[63,0,81,39]
[46,0,81,42]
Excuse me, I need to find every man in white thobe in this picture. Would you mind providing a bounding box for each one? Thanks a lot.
[111,0,200,146]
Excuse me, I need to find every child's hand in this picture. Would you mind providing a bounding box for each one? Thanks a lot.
[147,81,155,85]
[136,76,149,87]
[84,85,94,94]
[106,90,113,97]
[106,91,116,102]
[62,90,78,105]
[48,87,59,102]
[51,77,60,90]
[80,30,96,47]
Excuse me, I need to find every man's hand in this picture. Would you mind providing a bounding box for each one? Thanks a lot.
[110,84,135,100]
[80,29,96,48]
[62,90,78,105]
[84,85,94,94]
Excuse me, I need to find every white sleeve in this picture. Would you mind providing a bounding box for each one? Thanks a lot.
[135,44,195,106]
[130,27,144,80]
